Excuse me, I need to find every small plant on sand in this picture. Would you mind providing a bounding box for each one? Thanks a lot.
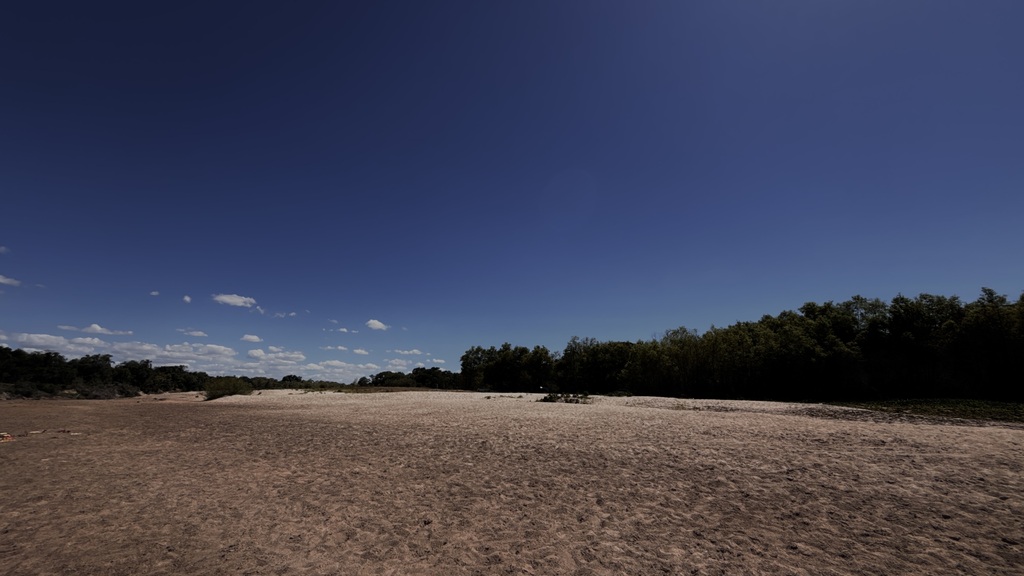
[204,377,253,400]
[537,392,591,404]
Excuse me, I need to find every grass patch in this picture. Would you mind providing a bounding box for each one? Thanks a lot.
[831,399,1024,423]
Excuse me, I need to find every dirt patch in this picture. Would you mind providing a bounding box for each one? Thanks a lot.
[2,392,1022,575]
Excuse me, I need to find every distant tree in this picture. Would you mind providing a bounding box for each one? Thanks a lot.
[459,346,491,390]
[152,365,207,392]
[958,288,1019,400]
[411,366,458,389]
[524,346,554,392]
[370,370,417,387]
[114,359,154,392]
[204,376,253,400]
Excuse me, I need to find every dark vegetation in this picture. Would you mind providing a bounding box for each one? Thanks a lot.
[538,392,592,404]
[0,351,460,401]
[2,289,1022,410]
[832,399,1024,423]
[203,376,254,401]
[460,289,1023,404]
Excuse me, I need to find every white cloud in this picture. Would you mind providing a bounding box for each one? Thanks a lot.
[430,358,447,364]
[83,323,132,335]
[294,359,383,382]
[213,293,257,308]
[165,343,236,357]
[3,323,390,381]
[107,341,239,364]
[365,319,389,331]
[59,323,132,336]
[0,275,22,287]
[273,351,307,363]
[387,358,411,370]
[246,347,305,364]
[12,333,103,357]
[328,319,338,324]
[204,344,237,356]
[17,333,69,348]
[336,328,349,333]
[4,334,244,374]
[0,246,8,254]
[183,295,192,303]
[150,291,160,296]
[353,348,369,355]
[392,349,423,355]
[109,341,162,358]
[184,330,207,337]
[321,345,348,351]
[241,334,263,342]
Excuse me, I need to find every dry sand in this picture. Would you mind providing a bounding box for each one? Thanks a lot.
[1,391,1022,575]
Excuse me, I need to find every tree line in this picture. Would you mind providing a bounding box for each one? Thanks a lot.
[2,288,1021,401]
[0,351,321,399]
[460,288,1023,401]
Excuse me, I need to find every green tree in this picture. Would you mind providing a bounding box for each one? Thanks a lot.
[204,376,253,400]
[114,359,154,392]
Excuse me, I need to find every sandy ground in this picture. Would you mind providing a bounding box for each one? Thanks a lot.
[1,391,1022,576]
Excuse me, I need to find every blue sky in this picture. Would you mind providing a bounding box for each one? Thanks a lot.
[2,1,1022,382]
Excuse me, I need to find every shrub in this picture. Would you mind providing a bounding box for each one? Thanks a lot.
[537,392,591,404]
[204,377,253,400]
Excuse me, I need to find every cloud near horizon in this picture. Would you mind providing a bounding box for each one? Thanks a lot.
[5,331,237,367]
[241,334,263,342]
[213,293,257,307]
[387,358,411,370]
[58,323,132,336]
[2,329,391,382]
[246,347,306,364]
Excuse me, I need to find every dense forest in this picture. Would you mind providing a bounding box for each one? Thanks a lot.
[2,289,1021,402]
[460,289,1023,402]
